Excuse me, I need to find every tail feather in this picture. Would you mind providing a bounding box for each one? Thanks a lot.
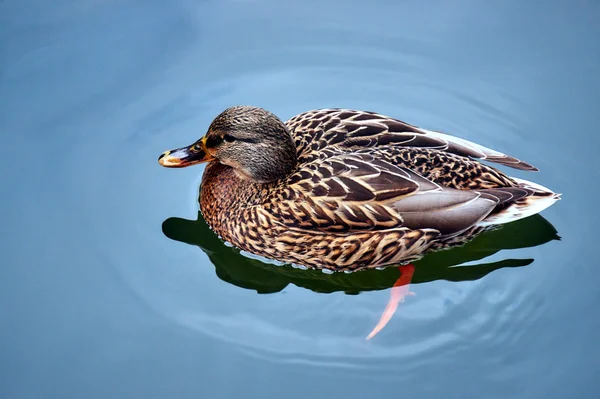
[478,178,560,226]
[478,187,531,204]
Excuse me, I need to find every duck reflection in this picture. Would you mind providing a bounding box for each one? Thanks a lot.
[162,212,558,338]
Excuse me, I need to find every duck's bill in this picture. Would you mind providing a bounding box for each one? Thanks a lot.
[158,138,214,168]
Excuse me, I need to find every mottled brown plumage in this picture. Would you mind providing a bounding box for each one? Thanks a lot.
[159,106,559,271]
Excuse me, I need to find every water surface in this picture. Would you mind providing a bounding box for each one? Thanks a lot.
[1,0,599,398]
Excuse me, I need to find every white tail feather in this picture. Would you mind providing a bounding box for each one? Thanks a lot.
[478,177,560,226]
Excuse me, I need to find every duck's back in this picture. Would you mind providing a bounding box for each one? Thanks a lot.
[286,109,537,175]
[283,109,558,228]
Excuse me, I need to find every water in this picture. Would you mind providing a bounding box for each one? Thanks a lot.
[1,0,599,398]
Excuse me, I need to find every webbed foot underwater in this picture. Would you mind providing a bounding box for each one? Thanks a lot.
[159,106,560,271]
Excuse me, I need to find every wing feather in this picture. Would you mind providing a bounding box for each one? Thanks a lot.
[284,152,498,235]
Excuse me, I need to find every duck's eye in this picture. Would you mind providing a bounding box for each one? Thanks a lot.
[223,134,236,143]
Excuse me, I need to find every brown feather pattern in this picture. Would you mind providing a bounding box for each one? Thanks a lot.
[199,108,553,271]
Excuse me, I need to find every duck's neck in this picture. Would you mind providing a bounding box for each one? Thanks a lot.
[199,161,269,238]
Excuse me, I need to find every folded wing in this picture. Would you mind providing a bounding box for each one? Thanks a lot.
[283,152,501,236]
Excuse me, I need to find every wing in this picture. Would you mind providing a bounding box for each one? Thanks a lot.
[286,109,538,171]
[279,152,499,236]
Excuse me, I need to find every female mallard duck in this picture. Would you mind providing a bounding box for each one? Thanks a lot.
[158,106,559,272]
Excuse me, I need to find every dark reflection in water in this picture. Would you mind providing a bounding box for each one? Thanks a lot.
[163,210,559,295]
[164,208,560,340]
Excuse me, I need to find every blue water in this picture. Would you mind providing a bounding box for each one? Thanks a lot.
[2,1,599,398]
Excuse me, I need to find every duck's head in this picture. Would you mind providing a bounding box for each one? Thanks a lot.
[158,106,297,183]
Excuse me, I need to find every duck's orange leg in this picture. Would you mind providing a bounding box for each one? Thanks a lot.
[366,264,415,340]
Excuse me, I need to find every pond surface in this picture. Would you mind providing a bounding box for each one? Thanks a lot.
[1,0,599,398]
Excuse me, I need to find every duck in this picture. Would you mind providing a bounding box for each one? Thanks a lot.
[158,106,560,272]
